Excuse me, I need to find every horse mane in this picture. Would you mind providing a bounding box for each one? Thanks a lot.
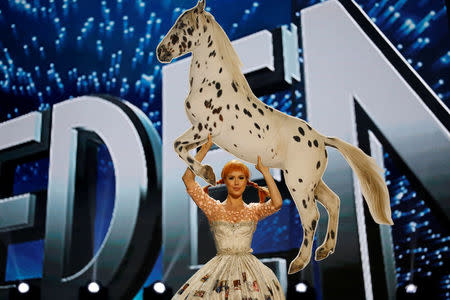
[207,13,253,94]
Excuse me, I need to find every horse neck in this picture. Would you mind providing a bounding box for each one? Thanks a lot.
[189,41,235,90]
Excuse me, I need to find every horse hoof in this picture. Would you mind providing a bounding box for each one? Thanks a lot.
[315,247,333,261]
[288,258,306,274]
[202,165,216,185]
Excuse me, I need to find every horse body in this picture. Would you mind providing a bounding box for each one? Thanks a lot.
[157,0,393,274]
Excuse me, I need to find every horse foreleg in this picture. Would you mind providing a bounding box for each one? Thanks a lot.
[174,126,216,185]
[314,179,340,261]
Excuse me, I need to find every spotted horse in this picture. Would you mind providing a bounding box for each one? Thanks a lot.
[157,0,394,274]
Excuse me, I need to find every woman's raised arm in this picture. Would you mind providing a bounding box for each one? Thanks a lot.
[255,156,283,212]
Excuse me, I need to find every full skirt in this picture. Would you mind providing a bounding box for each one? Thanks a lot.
[172,253,285,300]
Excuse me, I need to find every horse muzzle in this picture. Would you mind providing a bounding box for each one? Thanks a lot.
[157,44,172,63]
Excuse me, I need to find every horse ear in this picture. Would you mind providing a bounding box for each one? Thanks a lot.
[197,0,205,11]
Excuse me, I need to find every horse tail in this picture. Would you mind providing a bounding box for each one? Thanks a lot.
[324,136,394,225]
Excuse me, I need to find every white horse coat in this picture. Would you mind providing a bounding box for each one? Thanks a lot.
[157,0,393,274]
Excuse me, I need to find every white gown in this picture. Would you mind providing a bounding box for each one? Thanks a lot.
[172,182,285,300]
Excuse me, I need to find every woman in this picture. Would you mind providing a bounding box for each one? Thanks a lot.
[173,134,285,299]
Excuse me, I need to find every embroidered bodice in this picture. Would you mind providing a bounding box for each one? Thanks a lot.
[186,181,280,254]
[210,220,256,255]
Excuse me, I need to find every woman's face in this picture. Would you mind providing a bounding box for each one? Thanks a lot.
[224,170,247,198]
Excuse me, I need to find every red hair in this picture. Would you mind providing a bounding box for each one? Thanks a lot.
[202,160,269,203]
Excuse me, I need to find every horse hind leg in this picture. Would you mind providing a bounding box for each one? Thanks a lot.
[314,179,340,261]
[287,188,320,274]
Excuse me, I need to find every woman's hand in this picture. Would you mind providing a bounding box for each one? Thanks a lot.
[255,156,282,210]
[255,156,270,175]
[195,133,213,161]
[182,133,214,185]
[201,133,213,152]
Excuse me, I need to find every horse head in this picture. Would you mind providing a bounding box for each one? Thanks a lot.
[157,0,208,63]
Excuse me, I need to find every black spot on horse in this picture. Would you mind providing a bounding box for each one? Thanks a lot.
[219,67,222,73]
[331,230,335,239]
[170,34,179,44]
[190,77,193,87]
[199,87,203,93]
[207,116,210,121]
[187,157,194,164]
[258,108,264,115]
[266,124,269,130]
[178,146,182,151]
[325,149,328,158]
[298,127,305,136]
[204,99,212,108]
[226,104,230,110]
[298,178,303,183]
[212,107,222,114]
[234,144,237,147]
[302,199,307,209]
[312,220,317,230]
[203,25,207,32]
[208,40,213,47]
[307,124,312,130]
[231,125,234,130]
[219,114,223,121]
[257,134,261,138]
[304,238,309,247]
[313,140,318,147]
[213,122,216,128]
[243,108,252,118]
[292,188,296,192]
[247,96,251,102]
[198,123,203,131]
[252,103,257,109]
[308,140,312,147]
[217,89,222,97]
[231,81,238,92]
[188,41,192,48]
[293,136,300,142]
[187,27,194,36]
[235,104,239,111]
[209,50,216,57]
[316,161,321,169]
[268,107,273,112]
[249,130,252,134]
[182,141,189,144]
[186,101,191,109]
[174,141,181,148]
[215,82,221,89]
[254,123,260,130]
